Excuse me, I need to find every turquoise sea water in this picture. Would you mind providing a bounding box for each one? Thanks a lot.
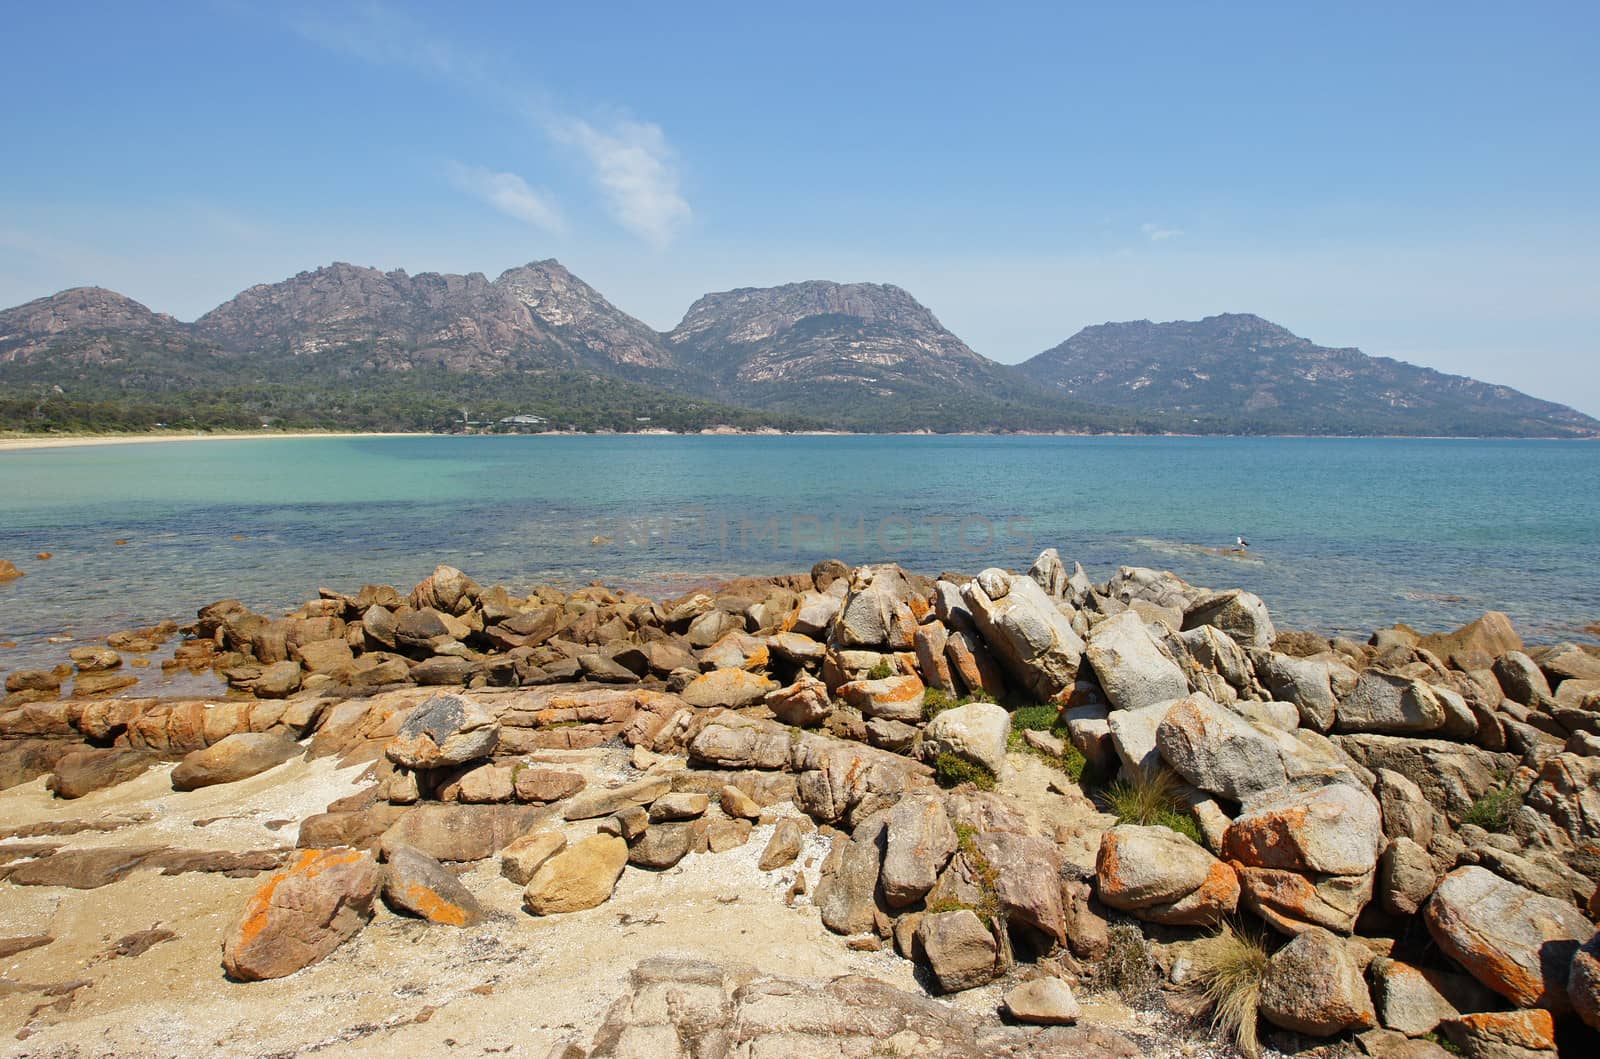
[1,435,1597,682]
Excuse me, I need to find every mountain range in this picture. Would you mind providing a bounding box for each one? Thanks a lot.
[1,260,1594,438]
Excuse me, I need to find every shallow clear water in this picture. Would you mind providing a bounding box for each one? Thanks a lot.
[2,435,1597,680]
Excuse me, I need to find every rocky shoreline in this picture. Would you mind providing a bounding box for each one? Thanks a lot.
[3,555,1600,1057]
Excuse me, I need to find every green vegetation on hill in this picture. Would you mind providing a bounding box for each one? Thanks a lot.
[0,355,820,434]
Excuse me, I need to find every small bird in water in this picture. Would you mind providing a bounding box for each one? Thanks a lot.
[1236,535,1250,548]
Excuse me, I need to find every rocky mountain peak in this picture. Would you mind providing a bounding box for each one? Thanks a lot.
[0,287,189,364]
[1019,314,1599,436]
[182,259,674,373]
[0,286,176,335]
[671,280,946,348]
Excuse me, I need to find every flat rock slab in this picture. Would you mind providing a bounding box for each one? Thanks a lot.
[584,957,1137,1057]
[5,845,165,888]
[1005,977,1080,1025]
[563,775,671,821]
[4,845,291,888]
[0,934,53,959]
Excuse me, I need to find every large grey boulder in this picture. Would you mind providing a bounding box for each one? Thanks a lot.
[386,693,500,769]
[1085,610,1190,711]
[1156,694,1289,801]
[831,565,917,648]
[1261,652,1349,732]
[1371,957,1461,1037]
[1333,735,1502,818]
[1336,671,1446,734]
[815,812,887,935]
[923,701,1010,777]
[1106,566,1202,612]
[1377,836,1438,917]
[1173,624,1256,704]
[1424,866,1593,1011]
[1373,767,1437,846]
[1258,927,1376,1036]
[916,909,1000,993]
[790,590,842,637]
[1493,651,1553,706]
[1524,753,1600,840]
[960,569,1084,700]
[1107,700,1177,777]
[1183,589,1276,651]
[880,794,958,907]
[1224,780,1382,878]
[1028,548,1072,598]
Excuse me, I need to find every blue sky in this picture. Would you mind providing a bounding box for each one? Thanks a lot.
[2,1,1597,413]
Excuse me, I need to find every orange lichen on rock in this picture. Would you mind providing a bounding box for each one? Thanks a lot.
[222,847,380,981]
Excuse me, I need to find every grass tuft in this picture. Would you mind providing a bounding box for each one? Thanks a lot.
[1096,768,1203,844]
[1085,923,1159,1000]
[1188,920,1273,1059]
[922,686,994,723]
[1008,703,1064,732]
[866,659,896,680]
[1006,727,1088,782]
[1462,777,1522,833]
[1423,1031,1466,1056]
[934,752,996,791]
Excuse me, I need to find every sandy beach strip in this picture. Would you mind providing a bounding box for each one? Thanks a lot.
[0,430,431,452]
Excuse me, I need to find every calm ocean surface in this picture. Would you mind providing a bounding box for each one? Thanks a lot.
[2,435,1597,682]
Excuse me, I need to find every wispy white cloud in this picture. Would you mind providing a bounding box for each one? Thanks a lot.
[286,2,480,82]
[1141,222,1183,242]
[447,163,565,232]
[545,117,689,250]
[283,2,689,249]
